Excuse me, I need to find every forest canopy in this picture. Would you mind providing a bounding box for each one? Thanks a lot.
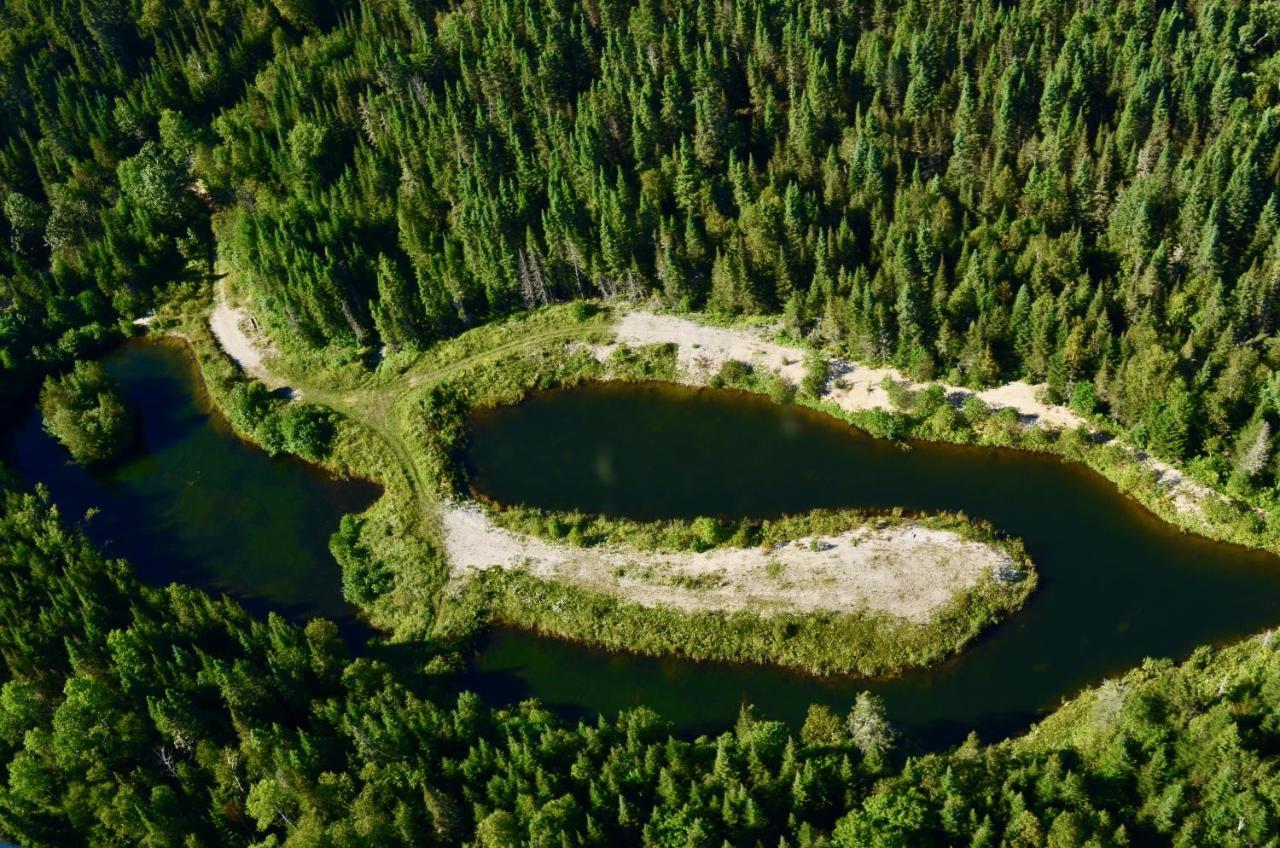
[3,0,1280,487]
[4,0,1280,843]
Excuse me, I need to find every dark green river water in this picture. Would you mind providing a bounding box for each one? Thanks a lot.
[10,349,1280,748]
[5,341,379,634]
[460,381,1280,744]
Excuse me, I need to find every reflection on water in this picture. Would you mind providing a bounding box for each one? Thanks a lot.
[462,381,1280,746]
[5,341,380,637]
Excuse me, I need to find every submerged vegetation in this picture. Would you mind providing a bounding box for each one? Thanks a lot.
[38,361,134,466]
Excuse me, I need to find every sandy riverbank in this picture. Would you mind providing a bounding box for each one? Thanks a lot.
[208,286,281,388]
[596,310,1216,516]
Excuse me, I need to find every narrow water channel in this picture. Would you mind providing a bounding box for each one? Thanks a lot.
[3,341,379,634]
[461,381,1280,745]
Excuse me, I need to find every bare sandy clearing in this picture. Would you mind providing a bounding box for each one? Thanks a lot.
[974,381,1085,429]
[597,312,812,384]
[209,301,266,377]
[208,287,286,390]
[600,310,1085,428]
[444,505,1016,623]
[1136,452,1220,514]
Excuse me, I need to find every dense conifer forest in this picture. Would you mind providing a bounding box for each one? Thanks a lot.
[6,0,1280,481]
[5,0,1280,843]
[4,483,1280,847]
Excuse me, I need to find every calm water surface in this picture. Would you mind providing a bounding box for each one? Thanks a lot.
[462,381,1280,745]
[4,341,379,632]
[11,353,1280,749]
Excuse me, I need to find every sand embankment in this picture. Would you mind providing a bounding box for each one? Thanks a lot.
[443,504,1016,623]
[596,310,1215,516]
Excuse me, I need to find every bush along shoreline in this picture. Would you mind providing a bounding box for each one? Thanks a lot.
[38,360,136,467]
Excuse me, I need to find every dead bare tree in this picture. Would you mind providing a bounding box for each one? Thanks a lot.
[155,745,178,778]
[517,247,550,308]
[564,237,586,297]
[517,248,536,309]
[527,246,550,304]
[597,274,617,300]
[339,297,369,344]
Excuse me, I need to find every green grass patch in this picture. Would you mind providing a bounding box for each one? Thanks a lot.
[439,506,1036,676]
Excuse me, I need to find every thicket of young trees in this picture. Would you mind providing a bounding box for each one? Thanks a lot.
[0,0,329,411]
[38,359,134,464]
[3,482,1280,847]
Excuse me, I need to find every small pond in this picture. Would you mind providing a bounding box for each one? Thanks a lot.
[4,341,380,635]
[461,381,1280,745]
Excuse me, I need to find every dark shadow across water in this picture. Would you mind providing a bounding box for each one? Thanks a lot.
[460,381,1280,746]
[3,340,380,640]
